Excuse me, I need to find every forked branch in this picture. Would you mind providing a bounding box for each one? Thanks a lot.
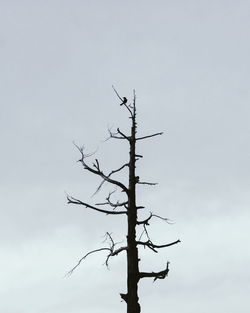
[93,162,129,196]
[106,127,131,141]
[67,195,127,215]
[106,128,126,140]
[117,128,130,141]
[66,232,127,275]
[74,143,129,194]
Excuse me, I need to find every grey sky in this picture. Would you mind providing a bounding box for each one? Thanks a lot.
[0,1,249,312]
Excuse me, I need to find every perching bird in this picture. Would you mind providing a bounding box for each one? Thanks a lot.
[120,97,127,106]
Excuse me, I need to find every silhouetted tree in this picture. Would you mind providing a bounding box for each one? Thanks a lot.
[67,87,180,313]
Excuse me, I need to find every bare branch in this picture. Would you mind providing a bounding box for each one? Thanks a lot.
[138,212,174,241]
[137,182,158,186]
[96,199,128,209]
[137,239,181,252]
[117,128,130,141]
[136,206,145,210]
[109,162,129,176]
[112,85,123,102]
[93,162,129,196]
[139,262,170,281]
[96,190,128,209]
[137,212,174,225]
[111,246,127,257]
[102,232,127,267]
[74,144,129,194]
[66,233,127,276]
[112,85,133,117]
[151,213,175,224]
[93,159,100,171]
[137,240,158,253]
[138,223,150,241]
[136,132,163,141]
[135,176,157,186]
[66,247,110,276]
[137,212,154,225]
[106,128,129,140]
[67,195,127,215]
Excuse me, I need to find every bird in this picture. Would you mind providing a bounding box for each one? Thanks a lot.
[120,97,127,106]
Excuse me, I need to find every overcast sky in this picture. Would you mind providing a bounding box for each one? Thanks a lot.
[0,1,250,312]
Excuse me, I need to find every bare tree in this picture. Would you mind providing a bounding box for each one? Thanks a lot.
[67,88,180,313]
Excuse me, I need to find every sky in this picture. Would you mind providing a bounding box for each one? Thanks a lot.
[0,0,250,312]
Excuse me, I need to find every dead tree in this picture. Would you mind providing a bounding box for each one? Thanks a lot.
[67,88,180,313]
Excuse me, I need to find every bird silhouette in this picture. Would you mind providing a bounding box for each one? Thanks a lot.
[120,97,127,106]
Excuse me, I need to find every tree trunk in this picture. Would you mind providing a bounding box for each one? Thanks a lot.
[127,109,140,313]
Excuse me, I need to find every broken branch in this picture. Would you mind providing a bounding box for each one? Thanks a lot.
[139,262,170,281]
[137,181,158,186]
